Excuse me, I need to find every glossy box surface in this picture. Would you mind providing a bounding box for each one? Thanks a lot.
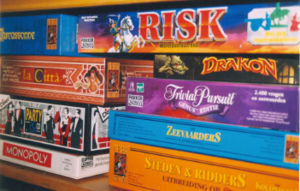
[154,54,299,85]
[109,140,299,191]
[0,14,80,56]
[78,2,300,54]
[0,95,124,154]
[126,77,299,132]
[0,56,153,105]
[109,111,299,170]
[0,139,109,179]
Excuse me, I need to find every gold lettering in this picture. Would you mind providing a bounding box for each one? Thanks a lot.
[166,125,173,135]
[34,69,43,83]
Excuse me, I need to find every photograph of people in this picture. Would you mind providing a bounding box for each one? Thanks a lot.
[44,105,55,143]
[5,102,14,134]
[70,109,83,149]
[58,107,71,146]
[14,101,24,136]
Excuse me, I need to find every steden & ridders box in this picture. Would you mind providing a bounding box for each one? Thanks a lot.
[109,140,299,191]
[0,56,153,105]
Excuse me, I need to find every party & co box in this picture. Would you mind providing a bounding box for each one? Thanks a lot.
[0,94,124,154]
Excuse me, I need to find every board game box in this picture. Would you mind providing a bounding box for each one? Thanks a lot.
[0,139,109,179]
[78,2,300,54]
[0,56,153,105]
[154,54,299,85]
[0,94,124,154]
[0,14,82,56]
[126,77,299,132]
[109,110,299,170]
[109,140,299,191]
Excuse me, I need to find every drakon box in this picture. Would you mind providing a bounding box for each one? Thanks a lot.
[109,140,299,191]
[154,54,299,85]
[0,139,109,179]
[126,77,299,132]
[0,94,124,154]
[0,56,153,105]
[78,2,300,54]
[109,110,299,170]
[0,14,82,56]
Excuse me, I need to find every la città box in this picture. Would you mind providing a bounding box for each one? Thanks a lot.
[0,14,82,56]
[154,54,299,85]
[0,56,153,105]
[0,94,124,154]
[108,110,299,170]
[109,140,299,191]
[0,139,109,179]
[126,77,299,132]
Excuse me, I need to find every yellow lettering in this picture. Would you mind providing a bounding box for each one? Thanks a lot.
[34,69,43,83]
[166,125,173,135]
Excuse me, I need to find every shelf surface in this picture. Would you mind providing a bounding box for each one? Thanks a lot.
[0,160,124,191]
[0,0,185,13]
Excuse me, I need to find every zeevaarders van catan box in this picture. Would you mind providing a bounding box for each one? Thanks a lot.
[0,94,124,154]
[0,56,153,105]
[0,14,81,56]
[109,140,299,191]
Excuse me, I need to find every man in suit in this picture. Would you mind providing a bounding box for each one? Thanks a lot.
[59,107,71,146]
[14,102,24,136]
[44,105,55,143]
[70,109,83,149]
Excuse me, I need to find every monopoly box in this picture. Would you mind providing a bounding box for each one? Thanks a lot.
[109,140,299,191]
[109,111,299,170]
[78,2,300,54]
[0,56,153,105]
[0,94,124,154]
[154,54,299,85]
[0,14,82,56]
[126,77,299,132]
[0,139,109,179]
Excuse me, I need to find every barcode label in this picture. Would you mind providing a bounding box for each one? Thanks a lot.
[81,38,94,49]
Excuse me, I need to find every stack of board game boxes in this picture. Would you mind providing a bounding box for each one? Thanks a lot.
[72,1,300,191]
[0,14,153,179]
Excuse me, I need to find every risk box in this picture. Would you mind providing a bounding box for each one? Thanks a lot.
[0,94,124,154]
[0,139,109,179]
[126,77,299,132]
[78,2,300,54]
[0,56,153,105]
[0,14,82,56]
[109,140,299,191]
[108,111,299,170]
[154,54,299,85]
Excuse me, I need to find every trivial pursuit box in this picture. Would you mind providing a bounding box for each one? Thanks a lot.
[78,2,300,54]
[0,139,109,179]
[109,140,299,191]
[0,56,153,105]
[109,111,299,170]
[0,94,124,154]
[126,77,299,132]
[154,54,299,85]
[0,14,81,56]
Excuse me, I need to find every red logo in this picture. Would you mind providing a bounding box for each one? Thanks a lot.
[3,142,52,168]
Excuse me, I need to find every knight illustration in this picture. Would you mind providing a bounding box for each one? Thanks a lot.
[109,14,123,52]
